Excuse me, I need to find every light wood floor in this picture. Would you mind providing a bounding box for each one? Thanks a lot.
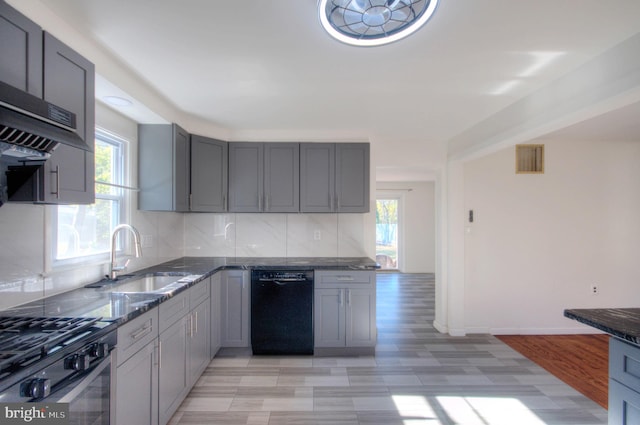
[497,334,609,409]
[169,273,607,425]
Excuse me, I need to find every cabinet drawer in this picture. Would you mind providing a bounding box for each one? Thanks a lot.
[159,290,190,333]
[190,278,210,306]
[315,270,374,287]
[117,309,158,366]
[611,337,640,391]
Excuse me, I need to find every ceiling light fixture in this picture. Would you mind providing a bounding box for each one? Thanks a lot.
[318,0,438,47]
[103,95,133,107]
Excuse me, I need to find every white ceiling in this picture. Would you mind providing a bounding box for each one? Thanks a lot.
[15,0,640,180]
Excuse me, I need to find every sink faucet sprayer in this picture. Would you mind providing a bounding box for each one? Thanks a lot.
[110,224,142,280]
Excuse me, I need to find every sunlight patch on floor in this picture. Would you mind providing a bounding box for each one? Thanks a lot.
[436,396,547,425]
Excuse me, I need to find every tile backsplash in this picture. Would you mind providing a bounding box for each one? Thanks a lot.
[184,213,366,258]
[0,203,368,310]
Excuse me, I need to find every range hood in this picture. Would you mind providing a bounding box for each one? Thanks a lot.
[0,80,91,160]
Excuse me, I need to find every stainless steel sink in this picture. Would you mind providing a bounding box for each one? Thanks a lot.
[88,271,196,293]
[110,274,186,293]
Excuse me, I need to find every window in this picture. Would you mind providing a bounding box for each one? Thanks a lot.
[376,198,401,270]
[54,129,127,263]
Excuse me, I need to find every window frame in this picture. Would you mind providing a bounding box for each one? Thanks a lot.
[48,128,130,270]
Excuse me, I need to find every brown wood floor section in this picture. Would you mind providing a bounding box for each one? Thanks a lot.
[496,334,609,409]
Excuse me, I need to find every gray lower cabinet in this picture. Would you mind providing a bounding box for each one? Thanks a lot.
[190,135,228,212]
[115,309,159,425]
[220,269,250,347]
[228,142,299,212]
[158,291,189,425]
[210,272,222,357]
[314,270,376,354]
[609,337,640,424]
[189,279,211,382]
[139,123,190,211]
[300,143,369,213]
[115,280,211,425]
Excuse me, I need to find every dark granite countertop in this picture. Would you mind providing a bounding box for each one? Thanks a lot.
[564,308,640,345]
[0,256,378,325]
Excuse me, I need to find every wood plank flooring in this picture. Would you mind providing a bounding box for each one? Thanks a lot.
[169,273,607,425]
[496,334,609,409]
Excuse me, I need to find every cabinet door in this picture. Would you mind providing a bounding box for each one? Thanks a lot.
[189,299,211,385]
[41,32,95,204]
[190,135,228,212]
[264,143,299,212]
[345,289,376,347]
[336,143,370,212]
[173,124,190,212]
[115,341,158,425]
[300,143,335,212]
[228,143,263,212]
[210,272,222,357]
[314,288,346,348]
[609,379,640,425]
[220,270,250,347]
[158,317,189,425]
[0,2,42,96]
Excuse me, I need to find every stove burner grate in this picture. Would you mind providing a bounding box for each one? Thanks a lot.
[0,316,101,372]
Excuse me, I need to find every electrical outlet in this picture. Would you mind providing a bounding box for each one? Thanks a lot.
[590,284,598,295]
[314,230,321,240]
[141,234,153,248]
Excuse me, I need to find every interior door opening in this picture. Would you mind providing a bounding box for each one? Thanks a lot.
[376,198,400,270]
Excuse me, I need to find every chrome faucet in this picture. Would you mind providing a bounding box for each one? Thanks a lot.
[110,224,142,280]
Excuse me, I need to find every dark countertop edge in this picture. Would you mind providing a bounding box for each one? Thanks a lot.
[564,308,640,346]
[10,257,378,326]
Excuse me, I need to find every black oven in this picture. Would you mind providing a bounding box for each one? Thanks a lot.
[0,317,116,425]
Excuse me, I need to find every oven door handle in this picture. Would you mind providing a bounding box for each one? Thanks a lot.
[55,353,112,403]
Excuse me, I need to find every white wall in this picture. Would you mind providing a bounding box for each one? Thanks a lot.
[376,181,435,273]
[463,138,640,334]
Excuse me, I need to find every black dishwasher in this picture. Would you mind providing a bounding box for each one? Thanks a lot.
[251,270,313,355]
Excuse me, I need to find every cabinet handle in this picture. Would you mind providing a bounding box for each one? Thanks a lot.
[153,342,159,367]
[336,276,355,282]
[50,166,60,199]
[347,289,351,306]
[265,195,270,212]
[130,324,151,340]
[194,310,198,335]
[158,340,162,369]
[338,290,343,306]
[223,194,227,211]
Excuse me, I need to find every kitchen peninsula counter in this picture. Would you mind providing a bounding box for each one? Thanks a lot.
[565,307,640,424]
[564,308,640,345]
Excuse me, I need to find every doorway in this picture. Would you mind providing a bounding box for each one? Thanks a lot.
[376,198,401,270]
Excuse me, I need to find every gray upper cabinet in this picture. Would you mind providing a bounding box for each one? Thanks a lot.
[228,142,299,212]
[190,135,228,212]
[300,143,335,212]
[228,142,262,212]
[335,143,370,212]
[139,124,190,212]
[300,143,369,213]
[264,143,299,212]
[0,1,42,96]
[1,3,95,205]
[40,32,95,205]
